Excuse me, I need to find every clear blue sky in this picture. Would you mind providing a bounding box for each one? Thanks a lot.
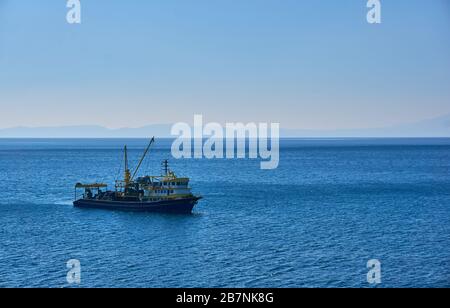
[0,0,449,129]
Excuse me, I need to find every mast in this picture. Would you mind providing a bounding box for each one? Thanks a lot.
[131,137,155,181]
[124,145,131,185]
[163,159,169,176]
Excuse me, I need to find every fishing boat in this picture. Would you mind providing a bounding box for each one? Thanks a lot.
[73,137,202,213]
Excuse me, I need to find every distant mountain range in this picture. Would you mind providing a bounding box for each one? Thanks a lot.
[0,124,174,138]
[281,114,450,138]
[0,115,449,138]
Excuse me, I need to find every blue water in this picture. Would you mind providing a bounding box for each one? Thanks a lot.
[0,138,449,288]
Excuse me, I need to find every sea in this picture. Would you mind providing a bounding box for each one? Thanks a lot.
[0,138,449,288]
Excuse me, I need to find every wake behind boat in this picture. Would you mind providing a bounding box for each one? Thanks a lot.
[73,138,202,213]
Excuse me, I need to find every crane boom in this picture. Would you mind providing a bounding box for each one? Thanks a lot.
[131,137,155,180]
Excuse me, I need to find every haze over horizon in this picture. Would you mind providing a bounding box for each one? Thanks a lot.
[1,1,450,130]
[0,112,449,130]
[0,113,449,138]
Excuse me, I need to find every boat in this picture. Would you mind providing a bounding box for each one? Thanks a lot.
[73,137,202,214]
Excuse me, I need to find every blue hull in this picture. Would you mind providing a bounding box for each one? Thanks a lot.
[73,197,201,214]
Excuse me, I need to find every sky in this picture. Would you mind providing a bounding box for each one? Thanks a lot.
[0,0,449,130]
